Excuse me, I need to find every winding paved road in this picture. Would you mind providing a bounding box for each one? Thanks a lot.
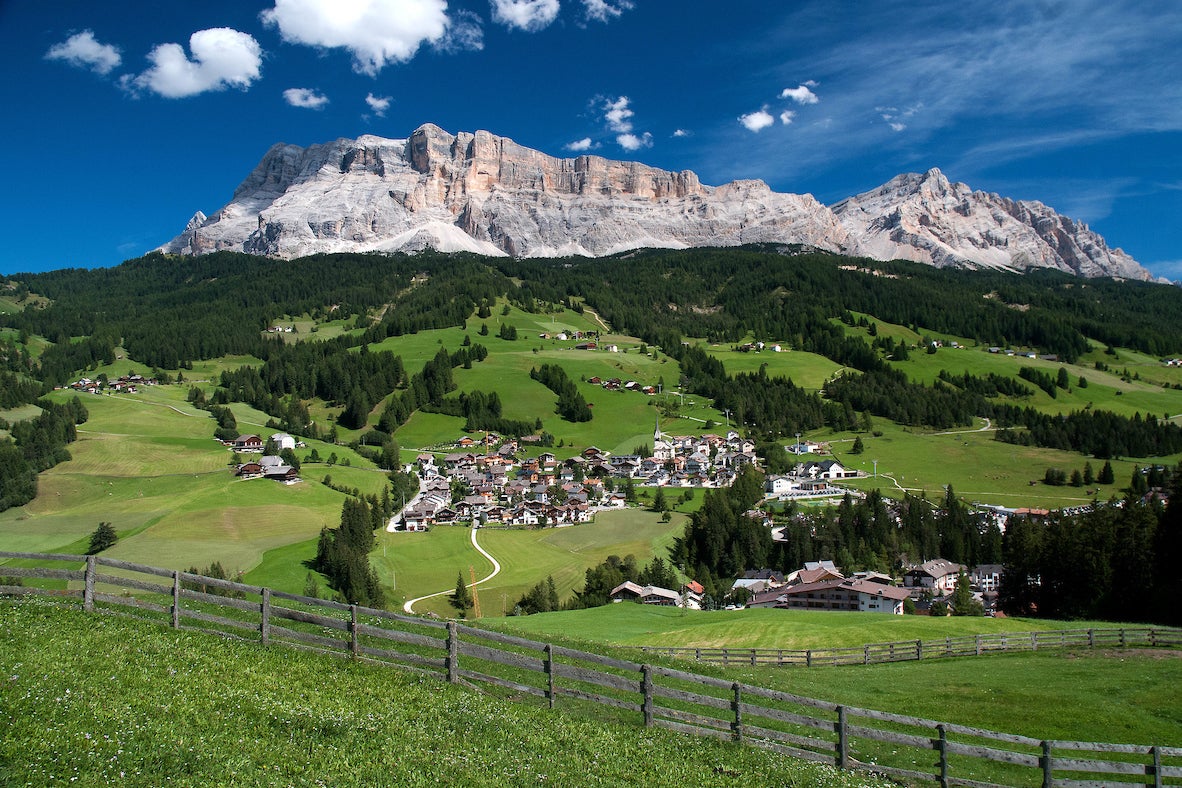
[402,526,501,614]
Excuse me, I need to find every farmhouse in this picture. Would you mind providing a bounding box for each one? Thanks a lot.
[231,434,264,452]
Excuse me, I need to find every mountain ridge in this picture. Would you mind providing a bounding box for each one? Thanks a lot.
[162,123,1149,280]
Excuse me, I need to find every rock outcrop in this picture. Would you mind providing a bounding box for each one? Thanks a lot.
[161,124,1150,280]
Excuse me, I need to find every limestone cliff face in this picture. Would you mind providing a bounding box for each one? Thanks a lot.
[832,169,1147,279]
[162,124,1149,280]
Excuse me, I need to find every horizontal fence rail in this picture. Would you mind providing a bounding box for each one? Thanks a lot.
[3,551,1180,788]
[635,626,1182,668]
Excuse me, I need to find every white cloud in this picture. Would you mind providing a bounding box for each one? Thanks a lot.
[262,0,449,75]
[779,110,795,125]
[739,108,775,132]
[45,30,122,75]
[888,122,906,132]
[582,0,633,23]
[284,87,329,109]
[122,28,262,98]
[366,93,392,116]
[672,129,690,137]
[437,9,484,53]
[603,96,633,132]
[565,137,594,151]
[490,0,561,32]
[780,82,819,105]
[616,132,652,151]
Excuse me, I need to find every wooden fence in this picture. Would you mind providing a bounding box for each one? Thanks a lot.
[3,550,1180,788]
[636,626,1182,668]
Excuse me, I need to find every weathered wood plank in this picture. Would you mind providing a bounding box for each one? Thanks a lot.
[456,669,547,698]
[844,723,932,749]
[456,625,548,652]
[552,662,639,694]
[651,664,736,690]
[555,686,638,713]
[458,641,545,673]
[177,588,259,614]
[739,703,835,733]
[1051,740,1156,755]
[738,683,842,712]
[92,573,171,595]
[94,557,178,579]
[652,718,732,741]
[551,645,642,672]
[651,704,730,731]
[1051,757,1150,775]
[944,740,1042,767]
[650,684,733,712]
[743,722,836,753]
[747,737,839,764]
[267,623,348,652]
[0,550,88,562]
[181,608,258,633]
[92,593,167,614]
[270,606,350,631]
[0,585,82,600]
[0,567,84,581]
[358,643,446,670]
[360,626,444,650]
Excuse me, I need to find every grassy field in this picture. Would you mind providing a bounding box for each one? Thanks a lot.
[488,600,1112,649]
[1,598,886,788]
[487,604,1182,747]
[378,509,684,617]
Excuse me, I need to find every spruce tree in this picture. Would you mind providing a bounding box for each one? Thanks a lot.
[451,572,472,613]
[87,522,117,554]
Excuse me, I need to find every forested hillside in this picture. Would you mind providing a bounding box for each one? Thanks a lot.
[3,246,1182,624]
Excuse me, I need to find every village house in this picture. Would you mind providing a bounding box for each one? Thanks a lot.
[904,559,967,595]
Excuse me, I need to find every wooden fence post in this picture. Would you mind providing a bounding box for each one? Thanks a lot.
[544,644,555,709]
[806,649,813,667]
[836,706,848,770]
[1031,632,1037,652]
[731,682,743,743]
[1040,740,1053,788]
[916,639,923,661]
[171,570,181,629]
[1152,745,1163,788]
[641,665,654,728]
[260,588,271,646]
[446,622,459,683]
[1119,627,1126,648]
[936,723,949,788]
[350,605,360,657]
[864,644,870,665]
[975,634,982,655]
[83,555,96,612]
[1088,628,1095,648]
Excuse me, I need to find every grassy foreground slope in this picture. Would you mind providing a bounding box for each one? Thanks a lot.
[0,599,887,788]
[490,606,1182,747]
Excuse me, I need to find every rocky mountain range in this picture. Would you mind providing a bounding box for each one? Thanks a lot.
[162,123,1149,280]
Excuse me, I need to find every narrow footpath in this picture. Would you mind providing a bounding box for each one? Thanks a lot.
[402,526,501,615]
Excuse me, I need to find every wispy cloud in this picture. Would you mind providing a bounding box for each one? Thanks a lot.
[284,87,329,109]
[45,30,122,75]
[582,0,634,23]
[121,28,262,98]
[262,0,450,75]
[490,0,561,32]
[365,93,391,116]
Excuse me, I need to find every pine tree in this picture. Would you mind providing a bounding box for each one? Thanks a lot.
[1099,460,1115,485]
[451,571,472,613]
[86,522,117,554]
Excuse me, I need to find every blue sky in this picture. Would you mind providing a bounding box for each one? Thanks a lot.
[3,0,1181,278]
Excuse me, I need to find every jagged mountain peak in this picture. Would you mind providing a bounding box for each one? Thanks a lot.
[160,124,1150,280]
